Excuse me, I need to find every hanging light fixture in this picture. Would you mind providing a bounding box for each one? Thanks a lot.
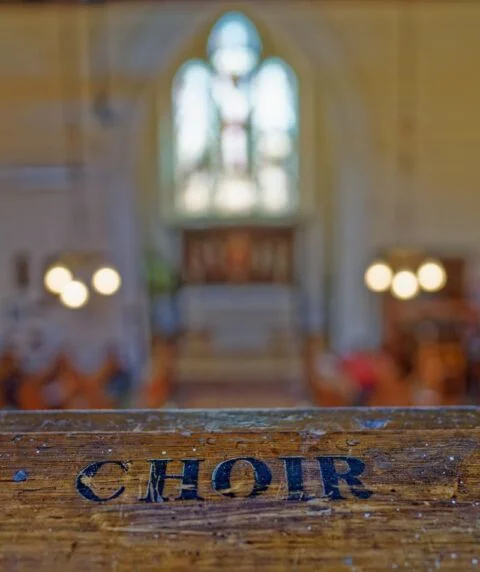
[364,2,447,300]
[365,253,447,298]
[44,253,122,306]
[41,13,122,309]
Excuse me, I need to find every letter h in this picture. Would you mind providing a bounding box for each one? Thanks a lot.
[141,459,204,502]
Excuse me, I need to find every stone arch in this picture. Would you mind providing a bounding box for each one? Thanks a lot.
[123,2,376,351]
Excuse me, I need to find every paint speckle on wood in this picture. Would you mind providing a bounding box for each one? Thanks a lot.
[13,469,28,482]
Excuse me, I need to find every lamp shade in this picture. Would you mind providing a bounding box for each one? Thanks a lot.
[44,265,72,295]
[364,261,393,292]
[92,267,121,296]
[417,259,447,292]
[60,280,89,309]
[391,270,419,300]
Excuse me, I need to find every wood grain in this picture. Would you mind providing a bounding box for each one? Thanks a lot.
[0,408,479,571]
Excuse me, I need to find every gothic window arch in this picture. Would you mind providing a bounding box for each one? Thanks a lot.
[172,11,298,218]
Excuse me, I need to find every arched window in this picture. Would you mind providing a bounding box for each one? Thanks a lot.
[172,12,298,218]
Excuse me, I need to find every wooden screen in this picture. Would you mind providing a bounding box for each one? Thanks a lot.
[182,227,294,285]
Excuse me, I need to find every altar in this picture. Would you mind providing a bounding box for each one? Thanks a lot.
[175,227,304,389]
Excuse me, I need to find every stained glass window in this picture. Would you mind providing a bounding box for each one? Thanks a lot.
[172,12,298,217]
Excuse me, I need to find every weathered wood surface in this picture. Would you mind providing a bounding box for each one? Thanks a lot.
[0,408,479,571]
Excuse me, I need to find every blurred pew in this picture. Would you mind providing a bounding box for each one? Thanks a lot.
[0,348,130,410]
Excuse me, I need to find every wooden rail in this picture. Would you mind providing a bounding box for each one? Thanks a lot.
[0,0,463,4]
[0,407,479,570]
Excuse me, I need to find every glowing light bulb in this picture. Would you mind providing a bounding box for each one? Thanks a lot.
[60,280,89,309]
[391,270,419,300]
[44,265,72,294]
[364,261,393,292]
[92,267,121,296]
[417,259,447,292]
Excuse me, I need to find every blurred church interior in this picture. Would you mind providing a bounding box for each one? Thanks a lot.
[1,0,479,409]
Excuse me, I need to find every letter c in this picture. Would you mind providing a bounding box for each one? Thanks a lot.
[76,461,128,502]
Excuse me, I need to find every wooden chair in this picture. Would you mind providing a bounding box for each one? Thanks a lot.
[17,354,79,410]
[140,337,175,408]
[0,349,21,408]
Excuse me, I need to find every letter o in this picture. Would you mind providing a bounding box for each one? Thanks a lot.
[212,457,272,498]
